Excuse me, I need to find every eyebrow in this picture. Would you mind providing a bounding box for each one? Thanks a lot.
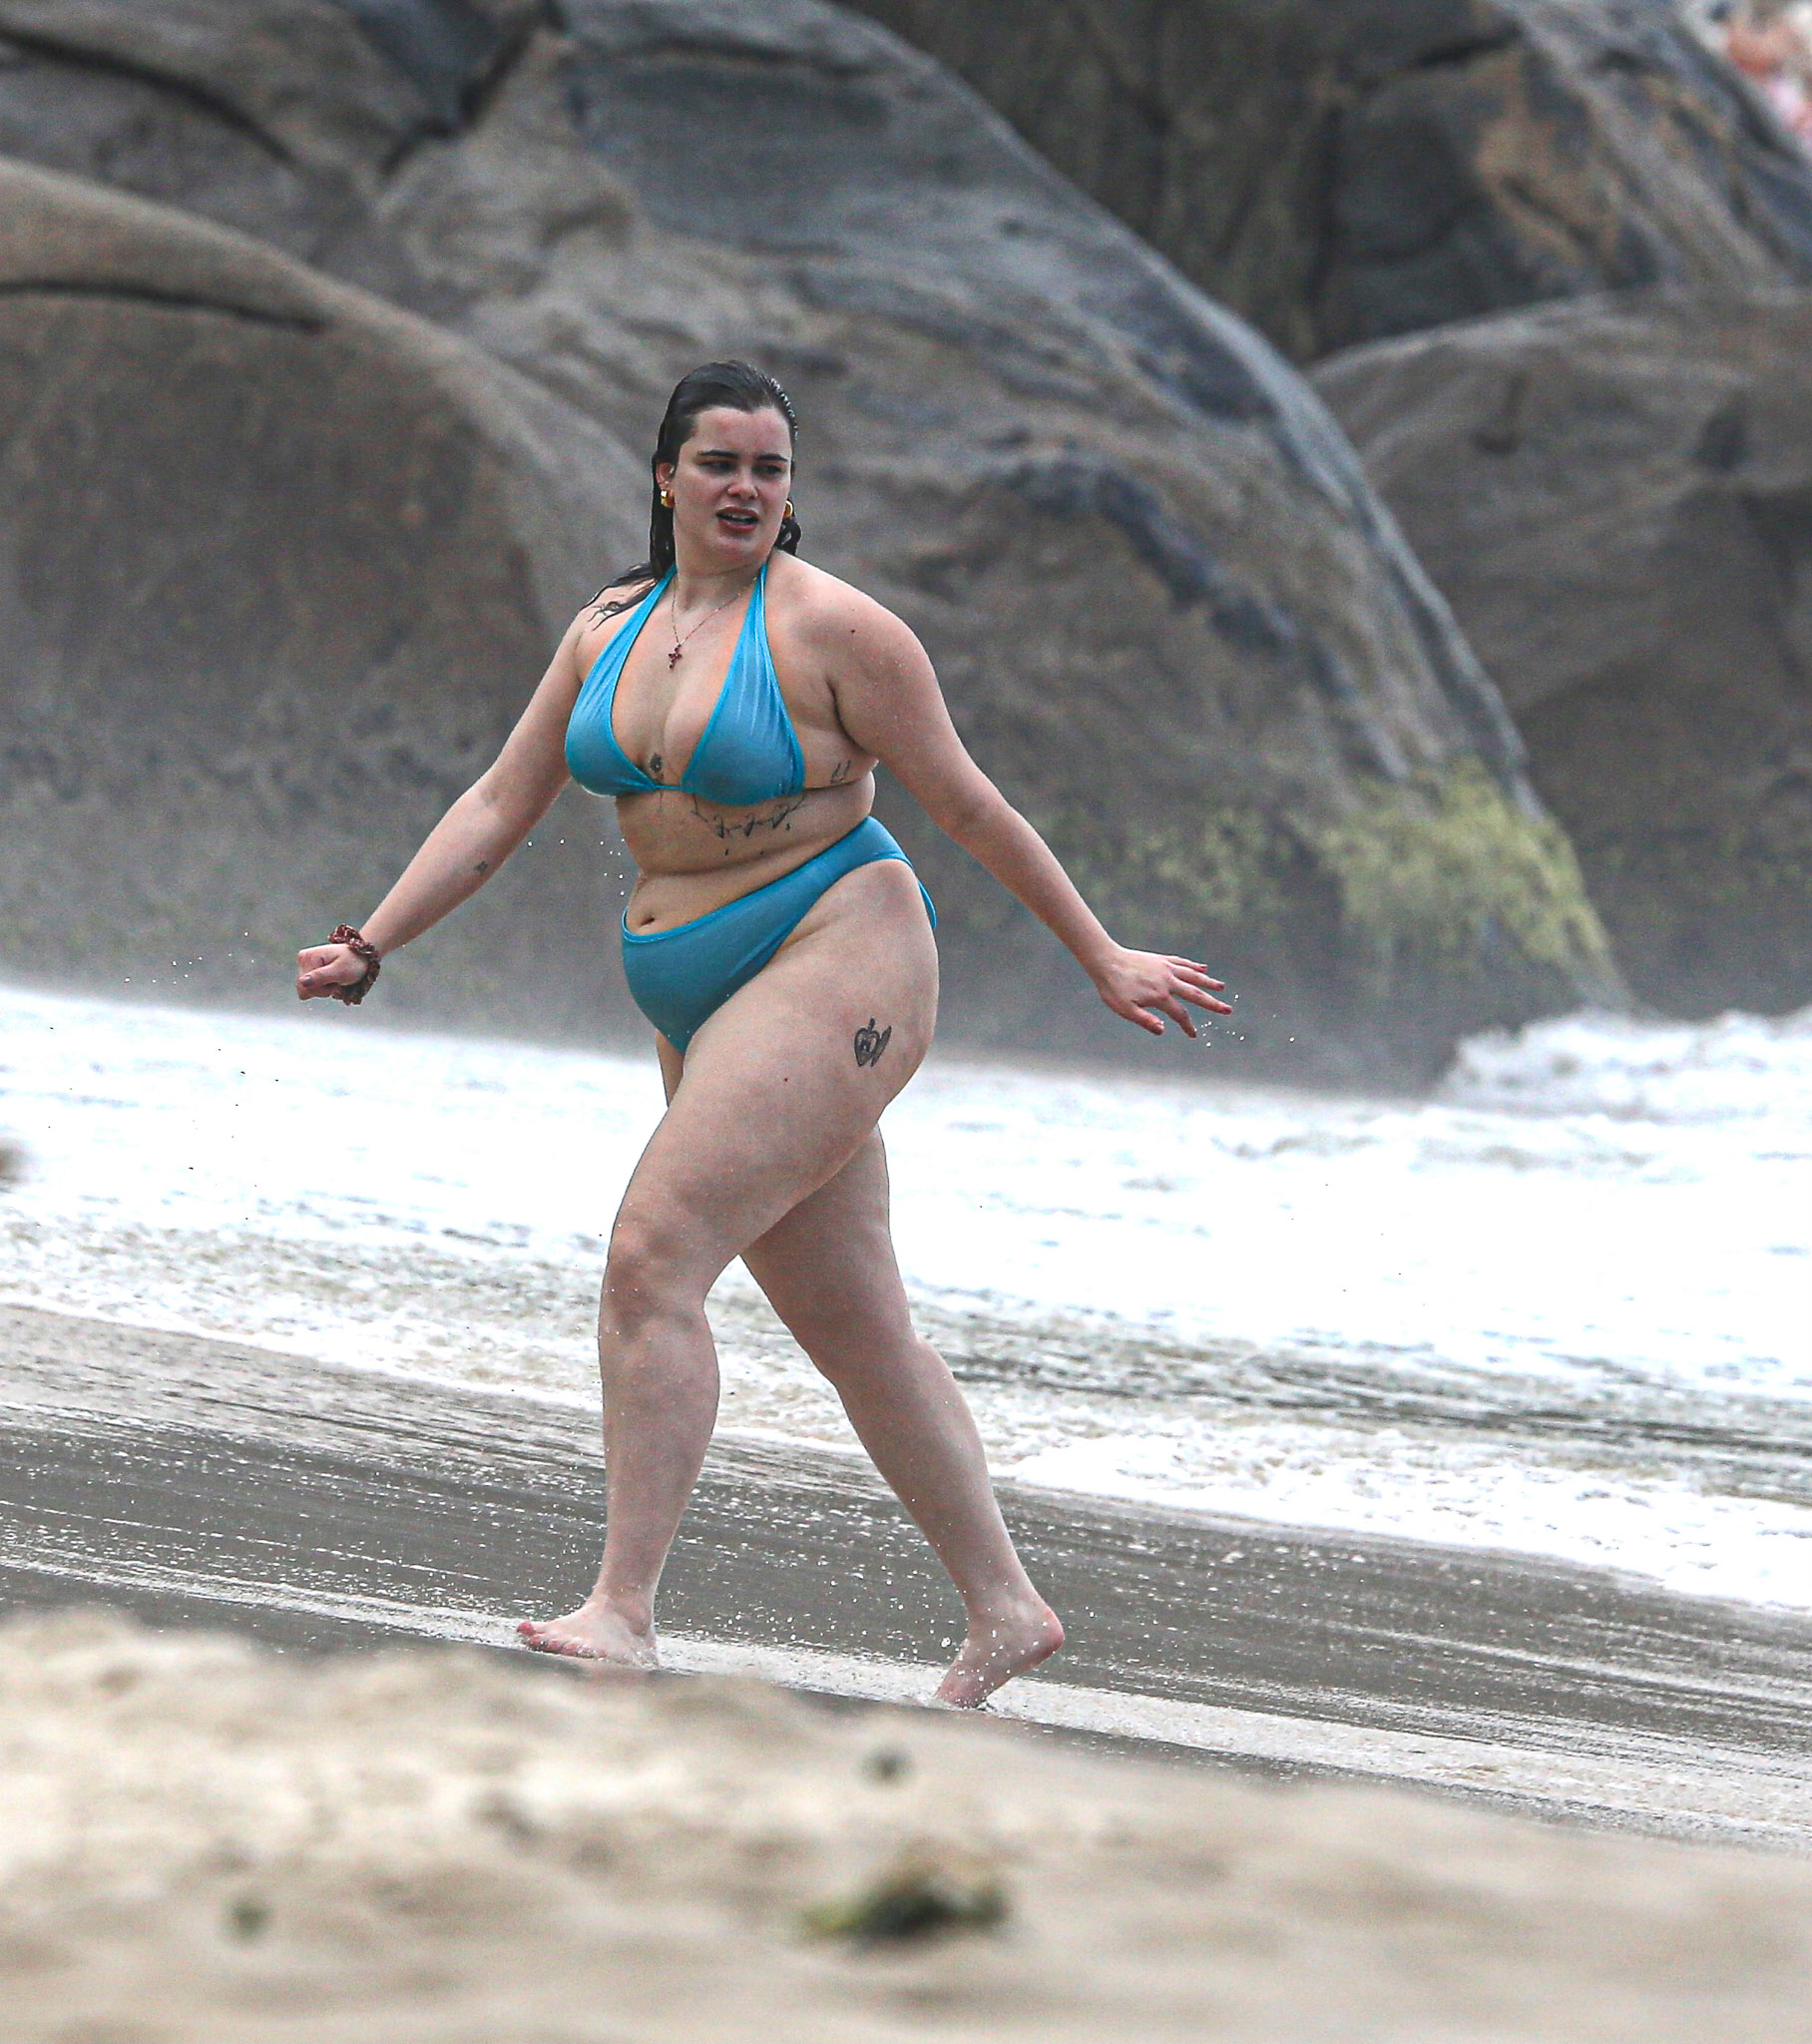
[691,445,791,460]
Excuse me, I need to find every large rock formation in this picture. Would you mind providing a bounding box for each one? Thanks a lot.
[0,0,1613,1077]
[844,0,1812,363]
[0,157,645,1034]
[1315,292,1812,1017]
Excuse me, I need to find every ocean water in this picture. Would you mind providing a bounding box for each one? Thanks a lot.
[1,985,1807,1609]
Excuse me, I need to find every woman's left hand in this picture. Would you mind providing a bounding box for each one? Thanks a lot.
[1091,947,1232,1037]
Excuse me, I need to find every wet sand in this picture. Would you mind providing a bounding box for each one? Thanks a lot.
[4,1303,1810,1849]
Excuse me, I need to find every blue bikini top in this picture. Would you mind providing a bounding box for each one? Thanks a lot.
[565,563,806,806]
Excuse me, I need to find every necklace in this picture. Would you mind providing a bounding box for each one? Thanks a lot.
[667,576,752,670]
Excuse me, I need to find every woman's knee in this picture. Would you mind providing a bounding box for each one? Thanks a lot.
[603,1209,709,1331]
[794,1311,921,1390]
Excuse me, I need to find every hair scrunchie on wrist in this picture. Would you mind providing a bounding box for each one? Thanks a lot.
[327,924,381,1005]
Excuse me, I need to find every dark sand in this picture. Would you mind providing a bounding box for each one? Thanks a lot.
[4,1303,1809,1849]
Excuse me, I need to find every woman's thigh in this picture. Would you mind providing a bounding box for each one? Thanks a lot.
[617,857,937,1281]
[738,1131,918,1364]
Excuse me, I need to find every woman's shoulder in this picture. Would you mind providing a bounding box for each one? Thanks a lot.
[567,570,661,656]
[767,552,921,660]
[587,569,661,620]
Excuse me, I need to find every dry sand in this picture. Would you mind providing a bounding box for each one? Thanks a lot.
[4,1609,1812,2044]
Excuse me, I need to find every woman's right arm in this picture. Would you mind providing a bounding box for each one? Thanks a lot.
[296,613,590,1001]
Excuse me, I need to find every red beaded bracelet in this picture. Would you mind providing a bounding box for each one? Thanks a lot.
[327,923,381,1005]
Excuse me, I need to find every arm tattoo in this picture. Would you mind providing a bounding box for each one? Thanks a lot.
[853,1017,892,1068]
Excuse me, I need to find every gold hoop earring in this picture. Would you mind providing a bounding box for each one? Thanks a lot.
[660,488,675,509]
[784,499,794,519]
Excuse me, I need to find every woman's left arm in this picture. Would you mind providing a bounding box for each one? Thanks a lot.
[827,597,1231,1037]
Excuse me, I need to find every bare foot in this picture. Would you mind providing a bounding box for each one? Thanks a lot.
[516,1598,660,1670]
[935,1600,1065,1709]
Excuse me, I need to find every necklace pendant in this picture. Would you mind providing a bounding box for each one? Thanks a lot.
[668,645,683,669]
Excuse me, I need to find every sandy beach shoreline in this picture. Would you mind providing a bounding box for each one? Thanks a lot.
[5,1301,1810,1848]
[7,1303,1812,2042]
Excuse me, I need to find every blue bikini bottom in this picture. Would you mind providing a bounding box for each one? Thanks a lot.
[620,815,936,1054]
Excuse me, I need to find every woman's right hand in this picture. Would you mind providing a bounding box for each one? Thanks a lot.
[295,942,370,1001]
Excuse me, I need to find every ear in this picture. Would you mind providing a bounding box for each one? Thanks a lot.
[655,458,677,491]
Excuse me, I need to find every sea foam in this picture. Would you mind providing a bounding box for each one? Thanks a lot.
[2,988,1807,1607]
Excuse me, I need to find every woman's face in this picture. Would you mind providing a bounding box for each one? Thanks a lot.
[658,404,793,570]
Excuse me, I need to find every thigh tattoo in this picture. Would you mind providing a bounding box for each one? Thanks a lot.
[853,1017,892,1068]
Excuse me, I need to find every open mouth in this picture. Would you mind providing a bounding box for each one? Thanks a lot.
[716,508,759,530]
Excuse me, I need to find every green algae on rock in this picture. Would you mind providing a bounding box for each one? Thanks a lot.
[1316,291,1812,1018]
[1316,763,1616,998]
[917,764,1614,1079]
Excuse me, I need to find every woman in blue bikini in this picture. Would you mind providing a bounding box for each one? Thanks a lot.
[297,361,1229,1706]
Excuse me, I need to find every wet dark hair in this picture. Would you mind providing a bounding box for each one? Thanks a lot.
[593,360,800,619]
